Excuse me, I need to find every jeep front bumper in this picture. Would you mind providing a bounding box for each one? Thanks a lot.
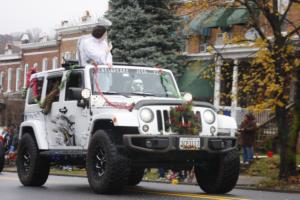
[123,134,237,154]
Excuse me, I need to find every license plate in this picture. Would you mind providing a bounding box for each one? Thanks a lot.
[179,137,200,150]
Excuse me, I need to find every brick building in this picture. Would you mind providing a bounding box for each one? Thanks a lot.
[0,14,111,127]
[177,0,300,124]
[0,43,23,126]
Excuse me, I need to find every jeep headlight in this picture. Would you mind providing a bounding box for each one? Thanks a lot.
[203,110,215,124]
[140,108,154,123]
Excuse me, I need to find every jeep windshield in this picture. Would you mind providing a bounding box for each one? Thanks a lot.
[91,67,179,98]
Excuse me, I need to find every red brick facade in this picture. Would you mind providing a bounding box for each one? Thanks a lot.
[0,56,23,126]
[0,23,97,127]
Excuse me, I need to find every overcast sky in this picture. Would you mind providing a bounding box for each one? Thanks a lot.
[0,0,109,35]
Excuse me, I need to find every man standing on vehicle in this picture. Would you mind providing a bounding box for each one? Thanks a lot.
[77,25,113,67]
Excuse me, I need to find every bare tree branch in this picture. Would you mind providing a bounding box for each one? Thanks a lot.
[280,0,294,25]
[286,24,300,38]
[236,0,271,46]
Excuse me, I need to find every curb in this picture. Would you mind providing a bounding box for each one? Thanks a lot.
[234,185,300,194]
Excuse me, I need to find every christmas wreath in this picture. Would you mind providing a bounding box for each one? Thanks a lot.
[167,102,201,135]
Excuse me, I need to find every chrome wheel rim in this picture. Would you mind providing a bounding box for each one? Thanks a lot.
[95,148,106,177]
[23,152,31,172]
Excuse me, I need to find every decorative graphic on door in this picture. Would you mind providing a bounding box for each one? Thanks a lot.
[50,114,76,146]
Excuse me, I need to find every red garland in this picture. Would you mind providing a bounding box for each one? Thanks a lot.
[32,78,39,99]
[92,64,134,110]
[25,67,40,101]
[26,67,37,89]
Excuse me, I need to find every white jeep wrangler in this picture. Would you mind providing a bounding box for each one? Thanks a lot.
[17,63,239,194]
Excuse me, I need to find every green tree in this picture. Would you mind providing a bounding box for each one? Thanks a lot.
[234,0,300,180]
[106,0,185,75]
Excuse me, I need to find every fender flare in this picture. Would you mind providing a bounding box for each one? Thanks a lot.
[217,115,237,129]
[19,120,49,150]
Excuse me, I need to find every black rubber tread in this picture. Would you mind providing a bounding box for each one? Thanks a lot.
[195,150,240,194]
[16,133,50,186]
[128,167,145,186]
[86,130,129,194]
[0,142,4,172]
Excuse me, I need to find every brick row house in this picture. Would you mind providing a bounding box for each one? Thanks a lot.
[0,43,22,126]
[177,0,300,125]
[177,0,300,151]
[0,15,110,127]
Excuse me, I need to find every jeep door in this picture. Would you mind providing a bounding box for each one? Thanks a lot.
[44,73,66,148]
[45,70,89,149]
[60,70,90,148]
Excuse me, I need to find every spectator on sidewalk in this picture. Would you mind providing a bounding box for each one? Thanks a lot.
[1,127,11,153]
[158,168,165,180]
[239,113,257,165]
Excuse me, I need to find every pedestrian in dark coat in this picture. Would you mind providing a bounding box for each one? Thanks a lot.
[239,113,257,164]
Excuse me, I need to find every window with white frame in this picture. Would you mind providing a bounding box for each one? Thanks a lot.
[0,71,4,91]
[16,68,21,91]
[42,58,48,71]
[7,68,12,92]
[23,63,29,88]
[63,51,73,60]
[52,57,58,69]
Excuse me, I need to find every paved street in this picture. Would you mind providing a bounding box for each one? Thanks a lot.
[0,172,299,200]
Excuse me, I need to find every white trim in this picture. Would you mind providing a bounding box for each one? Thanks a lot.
[61,35,88,42]
[231,60,239,119]
[52,57,58,69]
[56,19,111,35]
[42,58,48,71]
[0,72,4,92]
[214,59,222,109]
[0,54,21,61]
[23,64,29,88]
[21,40,58,50]
[23,50,59,56]
[7,68,12,92]
[0,61,21,66]
[16,67,22,91]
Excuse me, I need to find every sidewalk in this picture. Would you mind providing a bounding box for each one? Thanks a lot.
[236,175,264,187]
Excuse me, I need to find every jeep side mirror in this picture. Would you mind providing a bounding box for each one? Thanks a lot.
[68,87,82,100]
[67,88,90,108]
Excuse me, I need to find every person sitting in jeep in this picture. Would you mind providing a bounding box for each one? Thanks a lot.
[131,78,144,92]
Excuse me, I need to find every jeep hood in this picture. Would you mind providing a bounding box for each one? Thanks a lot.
[91,95,215,110]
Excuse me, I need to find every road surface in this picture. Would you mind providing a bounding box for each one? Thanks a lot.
[0,172,298,200]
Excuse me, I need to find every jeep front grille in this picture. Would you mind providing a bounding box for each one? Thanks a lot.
[155,109,202,135]
[156,110,163,131]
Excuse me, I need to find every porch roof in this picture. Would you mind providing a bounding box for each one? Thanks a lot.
[190,7,250,31]
[178,60,214,100]
[189,11,212,36]
[226,8,249,26]
[201,7,235,28]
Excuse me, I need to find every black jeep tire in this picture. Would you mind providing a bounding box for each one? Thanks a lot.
[16,133,50,186]
[86,130,129,194]
[128,167,144,186]
[0,142,5,172]
[195,150,240,194]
